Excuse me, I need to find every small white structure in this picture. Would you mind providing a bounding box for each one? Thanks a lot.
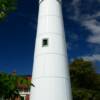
[19,91,30,100]
[30,0,72,100]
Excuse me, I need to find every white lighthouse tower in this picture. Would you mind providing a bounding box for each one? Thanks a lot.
[30,0,72,100]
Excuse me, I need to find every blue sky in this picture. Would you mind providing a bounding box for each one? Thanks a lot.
[0,0,100,74]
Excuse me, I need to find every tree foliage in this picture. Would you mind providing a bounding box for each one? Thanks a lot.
[70,59,100,100]
[0,0,16,20]
[0,72,31,99]
[0,59,100,100]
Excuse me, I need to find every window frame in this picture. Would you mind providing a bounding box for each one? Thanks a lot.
[42,38,49,47]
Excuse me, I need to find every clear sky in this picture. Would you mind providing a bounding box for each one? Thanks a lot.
[0,0,100,75]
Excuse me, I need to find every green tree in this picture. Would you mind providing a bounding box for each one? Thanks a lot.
[0,0,16,20]
[0,73,31,99]
[70,59,100,100]
[0,72,19,100]
[17,75,31,92]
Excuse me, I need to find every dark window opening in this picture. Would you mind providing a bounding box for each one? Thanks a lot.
[42,39,48,47]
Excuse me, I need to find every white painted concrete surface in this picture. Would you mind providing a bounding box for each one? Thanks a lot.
[30,0,72,100]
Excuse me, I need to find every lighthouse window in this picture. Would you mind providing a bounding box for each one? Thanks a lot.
[42,39,48,47]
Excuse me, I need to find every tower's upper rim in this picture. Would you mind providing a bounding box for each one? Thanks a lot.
[39,0,62,4]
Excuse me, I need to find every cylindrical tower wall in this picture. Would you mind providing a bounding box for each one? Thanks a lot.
[30,0,72,100]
